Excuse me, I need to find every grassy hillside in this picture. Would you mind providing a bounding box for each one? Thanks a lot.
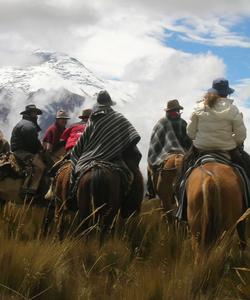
[0,199,249,299]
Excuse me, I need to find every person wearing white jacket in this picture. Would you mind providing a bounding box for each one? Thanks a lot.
[187,95,246,151]
[186,77,250,178]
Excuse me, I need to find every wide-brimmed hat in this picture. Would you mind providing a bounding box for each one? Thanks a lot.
[78,108,92,119]
[20,104,42,115]
[207,78,234,97]
[56,110,70,119]
[164,99,183,112]
[97,90,116,106]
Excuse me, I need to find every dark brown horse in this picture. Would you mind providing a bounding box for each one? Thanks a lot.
[186,162,247,261]
[48,161,144,239]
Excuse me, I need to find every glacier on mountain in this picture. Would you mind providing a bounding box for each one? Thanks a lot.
[0,50,138,136]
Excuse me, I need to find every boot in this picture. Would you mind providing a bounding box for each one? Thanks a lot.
[230,148,250,180]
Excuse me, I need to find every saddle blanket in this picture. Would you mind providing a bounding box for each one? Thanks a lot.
[0,152,24,178]
[70,160,134,201]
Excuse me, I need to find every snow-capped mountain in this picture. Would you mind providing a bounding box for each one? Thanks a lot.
[0,50,137,136]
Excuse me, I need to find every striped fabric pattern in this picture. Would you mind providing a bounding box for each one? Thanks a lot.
[147,117,185,171]
[71,107,140,177]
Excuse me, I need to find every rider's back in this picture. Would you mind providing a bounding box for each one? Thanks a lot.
[11,118,41,154]
[187,98,246,151]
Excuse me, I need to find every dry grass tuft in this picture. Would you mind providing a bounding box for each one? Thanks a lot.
[0,200,249,299]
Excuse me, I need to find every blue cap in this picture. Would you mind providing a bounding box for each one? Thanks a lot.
[208,78,234,97]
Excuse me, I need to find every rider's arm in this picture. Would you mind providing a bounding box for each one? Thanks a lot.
[71,123,91,164]
[187,112,198,140]
[42,127,54,152]
[22,126,42,153]
[42,142,53,152]
[232,106,246,146]
[181,120,192,150]
[60,127,71,143]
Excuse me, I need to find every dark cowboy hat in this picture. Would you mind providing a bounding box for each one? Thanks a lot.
[97,90,116,106]
[78,108,92,119]
[56,110,70,119]
[20,104,42,115]
[207,78,234,97]
[164,99,183,112]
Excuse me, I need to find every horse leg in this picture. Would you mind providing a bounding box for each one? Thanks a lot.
[191,234,201,265]
[77,177,91,236]
[101,186,120,242]
[157,170,176,224]
[237,220,247,253]
[54,197,66,240]
[41,199,55,237]
[58,212,65,241]
[0,198,6,209]
[121,168,143,218]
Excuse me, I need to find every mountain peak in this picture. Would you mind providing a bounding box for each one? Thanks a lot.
[0,50,138,137]
[32,50,85,68]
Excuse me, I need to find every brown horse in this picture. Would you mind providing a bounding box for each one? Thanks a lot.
[149,153,184,217]
[0,147,65,207]
[49,161,144,239]
[186,162,246,261]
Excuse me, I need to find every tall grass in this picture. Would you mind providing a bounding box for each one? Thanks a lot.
[0,200,249,299]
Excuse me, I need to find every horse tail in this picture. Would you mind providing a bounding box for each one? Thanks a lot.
[91,166,110,214]
[121,168,144,218]
[201,167,221,251]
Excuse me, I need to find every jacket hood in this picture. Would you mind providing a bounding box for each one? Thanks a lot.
[195,98,236,120]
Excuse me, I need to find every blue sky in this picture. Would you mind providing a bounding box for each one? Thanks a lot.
[165,18,250,85]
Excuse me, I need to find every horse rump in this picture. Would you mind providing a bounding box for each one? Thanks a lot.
[77,165,121,230]
[187,162,245,260]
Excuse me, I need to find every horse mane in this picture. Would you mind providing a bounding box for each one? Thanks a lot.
[200,165,221,250]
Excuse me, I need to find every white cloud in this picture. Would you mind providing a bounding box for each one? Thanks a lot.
[164,16,250,48]
[233,79,250,152]
[119,51,226,172]
[0,0,249,72]
[235,79,250,103]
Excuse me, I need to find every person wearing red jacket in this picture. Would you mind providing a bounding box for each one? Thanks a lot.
[43,110,70,152]
[60,109,92,152]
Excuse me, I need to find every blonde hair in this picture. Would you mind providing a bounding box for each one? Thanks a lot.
[204,92,220,108]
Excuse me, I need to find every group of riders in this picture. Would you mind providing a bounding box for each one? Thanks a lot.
[0,77,250,219]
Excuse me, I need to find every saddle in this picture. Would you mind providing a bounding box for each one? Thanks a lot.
[48,153,70,177]
[0,152,27,179]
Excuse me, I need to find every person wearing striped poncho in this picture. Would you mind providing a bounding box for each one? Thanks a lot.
[70,90,142,197]
[146,99,192,199]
